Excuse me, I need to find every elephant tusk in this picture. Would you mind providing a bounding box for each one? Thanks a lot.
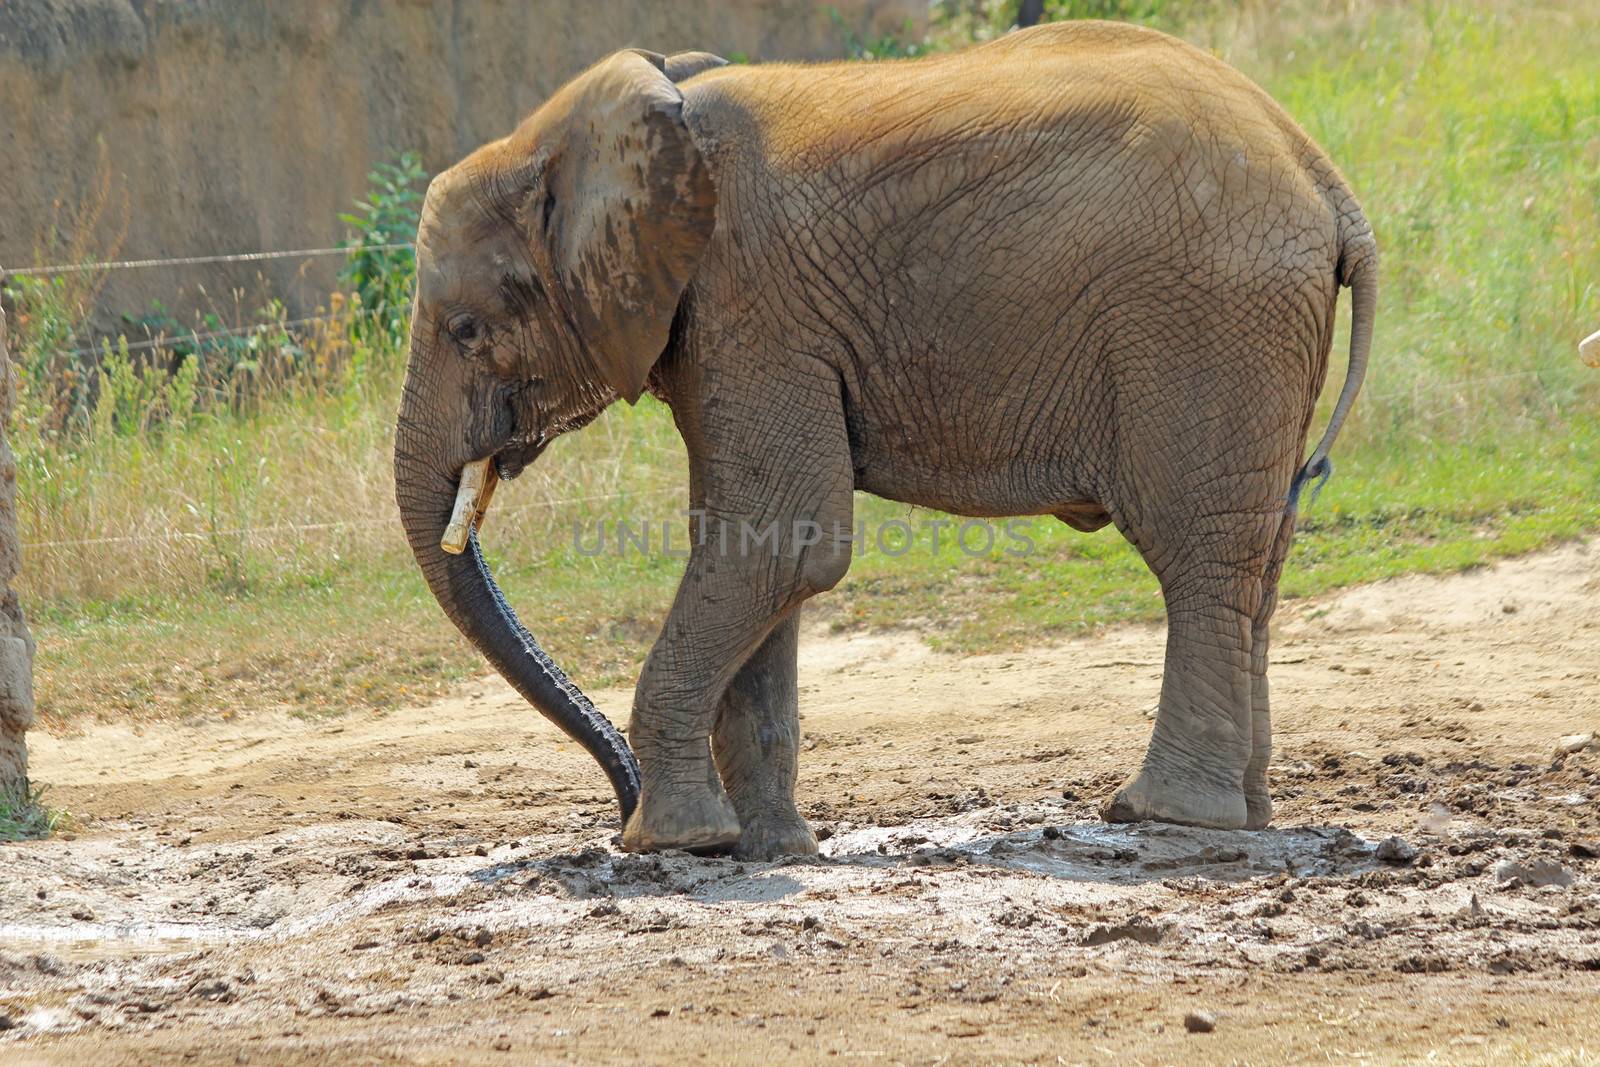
[1581,328,1600,369]
[441,457,500,555]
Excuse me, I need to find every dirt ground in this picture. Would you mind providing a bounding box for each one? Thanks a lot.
[3,543,1598,1065]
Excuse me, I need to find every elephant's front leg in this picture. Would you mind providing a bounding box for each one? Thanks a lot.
[622,479,854,853]
[621,567,768,853]
[713,611,817,859]
[624,532,847,852]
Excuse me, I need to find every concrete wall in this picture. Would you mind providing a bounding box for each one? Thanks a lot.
[0,0,923,321]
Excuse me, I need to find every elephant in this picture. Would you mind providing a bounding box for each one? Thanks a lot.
[392,21,1377,859]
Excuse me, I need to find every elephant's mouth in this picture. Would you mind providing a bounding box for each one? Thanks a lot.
[493,433,547,482]
[439,435,548,555]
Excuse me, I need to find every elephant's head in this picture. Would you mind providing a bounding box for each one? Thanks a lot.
[392,49,721,821]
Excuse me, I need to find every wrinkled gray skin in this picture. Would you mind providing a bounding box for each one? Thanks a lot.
[393,23,1378,858]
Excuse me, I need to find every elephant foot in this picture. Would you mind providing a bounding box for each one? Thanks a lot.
[622,786,741,854]
[1244,754,1273,828]
[1244,789,1274,830]
[1101,768,1247,830]
[1245,721,1273,828]
[734,810,818,861]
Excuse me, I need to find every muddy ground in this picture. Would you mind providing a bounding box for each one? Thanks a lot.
[2,543,1598,1065]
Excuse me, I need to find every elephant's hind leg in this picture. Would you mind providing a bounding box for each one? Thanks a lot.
[713,611,818,859]
[1100,460,1293,829]
[1244,508,1297,828]
[1096,310,1313,829]
[1100,523,1265,829]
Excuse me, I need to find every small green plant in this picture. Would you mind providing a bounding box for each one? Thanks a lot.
[830,8,928,59]
[191,444,265,596]
[120,300,298,405]
[85,337,202,440]
[0,781,68,840]
[339,151,427,345]
[1038,0,1184,23]
[928,0,1194,44]
[3,273,99,440]
[92,338,166,438]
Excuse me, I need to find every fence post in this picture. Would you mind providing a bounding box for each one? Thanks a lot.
[0,269,38,815]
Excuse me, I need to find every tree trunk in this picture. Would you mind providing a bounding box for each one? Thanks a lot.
[0,284,37,811]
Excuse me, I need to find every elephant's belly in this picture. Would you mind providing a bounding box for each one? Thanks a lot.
[852,464,1100,522]
[841,342,1110,521]
[845,407,1103,520]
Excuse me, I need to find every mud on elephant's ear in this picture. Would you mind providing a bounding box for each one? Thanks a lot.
[534,49,718,404]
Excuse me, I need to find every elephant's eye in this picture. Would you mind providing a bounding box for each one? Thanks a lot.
[447,314,486,351]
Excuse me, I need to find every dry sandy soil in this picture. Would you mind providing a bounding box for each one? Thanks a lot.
[3,543,1598,1065]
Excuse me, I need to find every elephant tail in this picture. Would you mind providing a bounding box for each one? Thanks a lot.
[1288,220,1378,510]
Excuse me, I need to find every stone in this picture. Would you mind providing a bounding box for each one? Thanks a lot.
[1184,1010,1217,1033]
[1493,858,1574,888]
[1554,733,1594,758]
[1082,920,1165,946]
[1375,836,1419,864]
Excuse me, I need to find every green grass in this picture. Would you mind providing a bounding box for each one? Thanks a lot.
[15,0,1600,728]
[0,783,68,840]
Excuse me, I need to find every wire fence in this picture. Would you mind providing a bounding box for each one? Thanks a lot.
[2,242,413,279]
[19,486,684,552]
[2,242,417,363]
[1360,368,1547,404]
[57,306,397,360]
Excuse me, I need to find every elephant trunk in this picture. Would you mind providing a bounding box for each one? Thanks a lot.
[394,403,640,823]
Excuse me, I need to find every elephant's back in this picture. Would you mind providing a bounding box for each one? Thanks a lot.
[686,25,1340,289]
[685,22,1323,178]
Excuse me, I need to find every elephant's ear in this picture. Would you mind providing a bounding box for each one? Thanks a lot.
[663,51,729,83]
[542,50,717,404]
[623,49,728,83]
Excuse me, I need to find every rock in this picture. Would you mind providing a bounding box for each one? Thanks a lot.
[1328,828,1367,855]
[1554,733,1594,758]
[1183,1010,1217,1034]
[0,1014,14,1030]
[1082,920,1165,946]
[1376,836,1419,864]
[190,978,232,1001]
[1493,858,1574,888]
